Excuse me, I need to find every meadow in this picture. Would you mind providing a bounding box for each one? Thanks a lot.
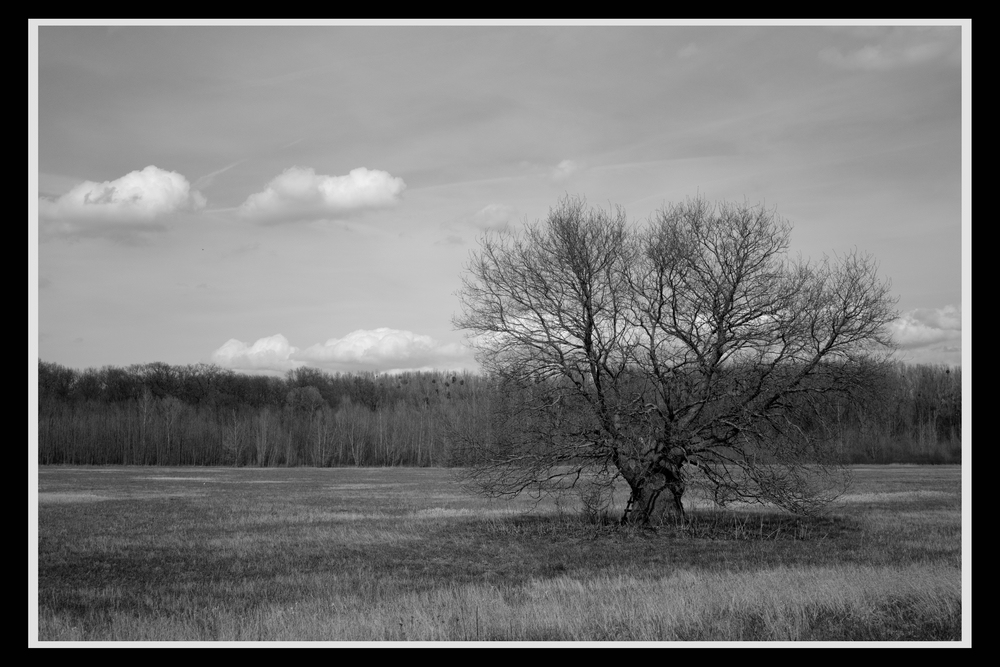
[35,465,963,643]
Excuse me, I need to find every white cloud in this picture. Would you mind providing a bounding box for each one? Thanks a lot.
[438,203,519,244]
[677,43,699,59]
[819,27,959,71]
[211,334,303,373]
[435,234,464,246]
[890,305,961,350]
[471,204,518,232]
[551,159,581,182]
[297,328,469,371]
[238,166,406,223]
[212,328,474,374]
[38,166,205,237]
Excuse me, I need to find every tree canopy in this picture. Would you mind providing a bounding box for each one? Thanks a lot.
[454,196,898,524]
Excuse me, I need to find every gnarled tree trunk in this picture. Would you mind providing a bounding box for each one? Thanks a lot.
[620,460,686,525]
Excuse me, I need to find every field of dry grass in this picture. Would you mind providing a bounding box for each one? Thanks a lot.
[33,465,965,643]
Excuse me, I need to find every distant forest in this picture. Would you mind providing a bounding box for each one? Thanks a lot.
[36,360,962,467]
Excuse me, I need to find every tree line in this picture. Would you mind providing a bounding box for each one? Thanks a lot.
[36,359,960,467]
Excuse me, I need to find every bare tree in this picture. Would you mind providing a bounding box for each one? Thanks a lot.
[454,196,897,524]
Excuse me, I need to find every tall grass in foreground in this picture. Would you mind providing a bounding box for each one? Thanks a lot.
[40,565,959,641]
[36,466,962,642]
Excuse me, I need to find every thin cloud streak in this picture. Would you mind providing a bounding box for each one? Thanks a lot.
[193,160,247,191]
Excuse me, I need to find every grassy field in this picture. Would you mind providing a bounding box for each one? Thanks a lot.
[34,465,964,643]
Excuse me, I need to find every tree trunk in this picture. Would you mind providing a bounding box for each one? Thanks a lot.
[620,463,686,526]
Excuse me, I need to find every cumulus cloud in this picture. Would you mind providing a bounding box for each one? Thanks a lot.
[38,166,205,239]
[435,234,465,247]
[889,305,963,365]
[238,166,406,223]
[471,204,518,232]
[211,334,303,374]
[819,27,960,71]
[551,159,581,182]
[438,203,520,244]
[297,328,469,372]
[677,43,699,59]
[212,328,474,374]
[890,305,962,350]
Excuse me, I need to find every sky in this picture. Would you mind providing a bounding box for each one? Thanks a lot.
[30,21,969,375]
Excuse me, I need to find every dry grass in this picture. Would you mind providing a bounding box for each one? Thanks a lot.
[34,465,963,643]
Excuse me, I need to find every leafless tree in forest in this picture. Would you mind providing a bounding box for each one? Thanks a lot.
[453,196,897,524]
